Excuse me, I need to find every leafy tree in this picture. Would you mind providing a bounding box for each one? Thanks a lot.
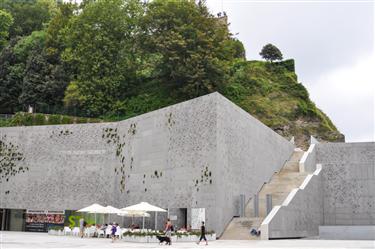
[0,38,24,113]
[0,31,46,113]
[13,30,47,60]
[62,0,144,116]
[45,2,76,61]
[141,0,242,99]
[0,9,13,51]
[259,43,283,62]
[19,47,69,108]
[0,0,56,38]
[0,30,68,112]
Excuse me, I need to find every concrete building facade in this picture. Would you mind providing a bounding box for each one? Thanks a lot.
[261,142,375,240]
[0,93,294,236]
[0,92,374,239]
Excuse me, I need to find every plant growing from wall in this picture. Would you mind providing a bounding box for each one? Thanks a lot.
[151,170,163,179]
[49,129,73,139]
[166,112,175,129]
[193,165,212,192]
[128,123,137,135]
[102,122,137,193]
[0,135,28,186]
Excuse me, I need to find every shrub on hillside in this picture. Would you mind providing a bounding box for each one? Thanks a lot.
[61,115,73,124]
[48,114,62,125]
[33,113,46,125]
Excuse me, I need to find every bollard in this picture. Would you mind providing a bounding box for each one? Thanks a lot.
[266,194,273,215]
[253,194,259,217]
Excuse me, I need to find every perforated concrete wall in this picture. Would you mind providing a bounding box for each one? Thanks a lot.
[261,165,323,239]
[215,96,295,236]
[316,142,375,226]
[0,92,295,235]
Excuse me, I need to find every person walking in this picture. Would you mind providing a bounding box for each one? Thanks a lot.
[164,218,173,245]
[79,217,85,238]
[197,221,208,245]
[111,223,117,243]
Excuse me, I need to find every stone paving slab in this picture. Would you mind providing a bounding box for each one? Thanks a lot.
[1,232,375,249]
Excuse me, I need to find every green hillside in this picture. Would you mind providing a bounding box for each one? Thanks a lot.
[0,0,344,148]
[222,60,344,148]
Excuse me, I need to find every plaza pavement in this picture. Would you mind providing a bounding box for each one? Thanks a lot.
[1,231,374,249]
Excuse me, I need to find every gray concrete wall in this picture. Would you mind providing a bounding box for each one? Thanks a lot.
[0,123,118,211]
[0,92,295,235]
[0,93,218,231]
[215,95,295,237]
[319,226,375,240]
[261,165,323,239]
[316,142,375,226]
[299,144,317,173]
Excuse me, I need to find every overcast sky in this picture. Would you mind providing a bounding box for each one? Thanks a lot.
[206,0,375,142]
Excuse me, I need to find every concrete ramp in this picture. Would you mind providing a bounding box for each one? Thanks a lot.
[220,217,262,240]
[220,149,308,240]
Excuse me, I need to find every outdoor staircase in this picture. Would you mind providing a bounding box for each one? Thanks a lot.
[220,149,307,240]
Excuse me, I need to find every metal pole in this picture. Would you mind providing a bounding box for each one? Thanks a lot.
[155,212,158,231]
[254,194,259,217]
[1,209,5,230]
[266,194,273,215]
[239,194,245,217]
[142,216,145,229]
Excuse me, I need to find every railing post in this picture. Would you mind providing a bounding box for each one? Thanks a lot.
[253,194,259,217]
[266,194,273,215]
[239,194,245,217]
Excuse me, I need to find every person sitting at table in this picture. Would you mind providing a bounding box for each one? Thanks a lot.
[101,224,107,231]
[131,223,140,230]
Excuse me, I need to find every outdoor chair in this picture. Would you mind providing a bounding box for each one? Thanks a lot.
[105,225,112,238]
[84,226,96,237]
[72,227,80,236]
[63,226,72,235]
[115,226,122,239]
[97,228,105,238]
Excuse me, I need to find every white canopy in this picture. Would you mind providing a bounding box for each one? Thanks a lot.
[122,202,167,212]
[122,202,166,230]
[118,210,151,217]
[77,203,105,213]
[94,205,121,214]
[77,203,105,225]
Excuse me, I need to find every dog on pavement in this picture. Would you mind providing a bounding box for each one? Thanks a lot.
[156,235,171,245]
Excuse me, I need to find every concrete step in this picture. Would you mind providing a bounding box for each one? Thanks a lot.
[272,172,308,180]
[288,150,305,162]
[222,148,307,240]
[280,161,299,172]
[220,217,263,240]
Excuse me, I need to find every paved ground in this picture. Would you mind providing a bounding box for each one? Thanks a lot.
[1,231,374,249]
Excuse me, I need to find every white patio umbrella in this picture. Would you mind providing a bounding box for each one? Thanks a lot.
[122,202,167,230]
[91,205,121,224]
[118,210,151,227]
[77,203,105,225]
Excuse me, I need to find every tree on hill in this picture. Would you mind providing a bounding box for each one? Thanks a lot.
[142,0,245,99]
[62,0,144,116]
[259,43,283,62]
[0,10,13,51]
[1,0,57,39]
